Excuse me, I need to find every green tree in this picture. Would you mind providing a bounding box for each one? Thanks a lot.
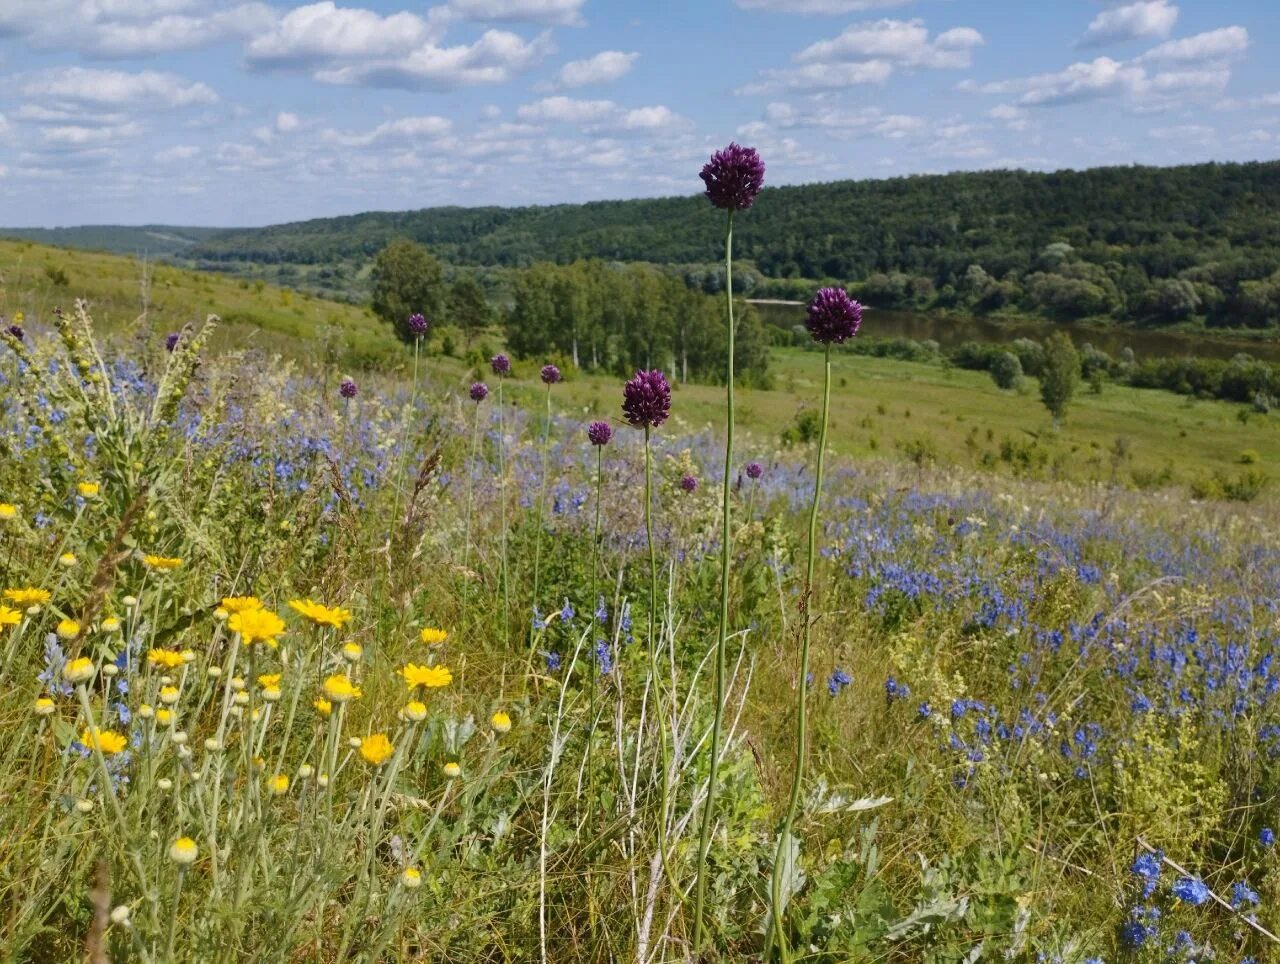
[990,351,1023,390]
[370,238,445,343]
[1040,332,1080,423]
[448,276,491,346]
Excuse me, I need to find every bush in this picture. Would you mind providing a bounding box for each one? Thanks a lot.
[990,352,1024,390]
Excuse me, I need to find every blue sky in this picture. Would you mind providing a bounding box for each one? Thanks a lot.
[1,0,1277,226]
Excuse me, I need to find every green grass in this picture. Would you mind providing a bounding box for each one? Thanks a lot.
[4,238,1275,498]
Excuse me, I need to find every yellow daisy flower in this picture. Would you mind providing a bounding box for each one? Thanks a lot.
[168,837,198,865]
[4,587,50,607]
[267,774,289,795]
[490,711,512,734]
[288,598,353,629]
[419,627,449,646]
[147,648,185,669]
[142,555,183,571]
[321,675,361,703]
[77,481,100,499]
[81,727,128,755]
[220,596,263,614]
[0,503,18,522]
[64,657,95,683]
[313,697,333,717]
[401,663,453,690]
[228,608,286,646]
[56,619,80,640]
[0,605,21,630]
[359,733,394,766]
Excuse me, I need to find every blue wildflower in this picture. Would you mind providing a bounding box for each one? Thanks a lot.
[1261,827,1275,847]
[1171,876,1210,906]
[827,668,852,696]
[543,651,562,673]
[1231,881,1260,908]
[594,639,612,676]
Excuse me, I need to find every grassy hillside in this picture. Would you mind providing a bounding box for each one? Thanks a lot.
[0,225,227,258]
[182,160,1280,330]
[0,238,394,365]
[2,238,1275,495]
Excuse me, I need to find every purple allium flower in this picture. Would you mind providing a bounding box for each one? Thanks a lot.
[339,377,358,399]
[622,369,671,429]
[469,381,489,402]
[745,461,763,480]
[164,332,181,353]
[408,313,429,337]
[699,142,765,211]
[587,421,613,447]
[5,324,24,341]
[680,474,698,493]
[540,364,561,385]
[491,353,510,376]
[806,287,863,345]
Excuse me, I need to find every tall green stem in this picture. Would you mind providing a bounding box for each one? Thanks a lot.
[693,207,735,951]
[463,400,481,606]
[770,342,832,963]
[531,383,552,642]
[496,379,510,647]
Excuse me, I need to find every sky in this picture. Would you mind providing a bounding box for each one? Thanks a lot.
[0,0,1277,227]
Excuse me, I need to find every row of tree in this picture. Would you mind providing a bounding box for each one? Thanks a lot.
[369,240,771,385]
[193,161,1280,329]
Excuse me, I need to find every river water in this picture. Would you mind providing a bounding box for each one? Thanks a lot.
[751,302,1280,364]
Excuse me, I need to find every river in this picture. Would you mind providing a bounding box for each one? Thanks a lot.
[751,302,1280,364]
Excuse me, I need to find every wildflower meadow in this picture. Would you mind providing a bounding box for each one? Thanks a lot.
[2,146,1280,963]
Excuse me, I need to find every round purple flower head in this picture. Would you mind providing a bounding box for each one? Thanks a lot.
[745,461,763,480]
[164,332,181,353]
[469,381,489,402]
[540,364,561,385]
[5,324,24,342]
[700,142,765,211]
[408,313,429,338]
[622,369,671,429]
[587,421,613,446]
[339,377,358,399]
[680,474,698,493]
[491,353,510,376]
[806,287,863,345]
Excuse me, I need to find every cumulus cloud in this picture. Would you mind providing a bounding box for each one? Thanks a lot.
[19,67,218,108]
[966,54,1228,108]
[444,0,586,27]
[740,18,982,94]
[155,144,200,163]
[321,115,454,148]
[735,0,915,13]
[246,4,552,90]
[795,19,983,69]
[1078,1,1178,48]
[517,96,687,132]
[751,101,927,138]
[1136,26,1248,64]
[554,50,637,87]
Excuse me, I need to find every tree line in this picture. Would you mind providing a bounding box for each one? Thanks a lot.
[370,239,772,385]
[190,161,1280,330]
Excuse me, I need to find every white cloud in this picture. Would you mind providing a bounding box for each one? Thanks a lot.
[738,60,894,94]
[967,54,1227,108]
[275,111,301,133]
[245,2,437,68]
[1149,123,1214,142]
[754,101,927,138]
[742,17,981,93]
[155,144,199,163]
[445,0,586,27]
[1078,1,1178,48]
[555,50,637,87]
[41,122,143,146]
[19,67,218,108]
[1136,26,1248,64]
[81,4,274,57]
[313,29,551,89]
[321,116,453,148]
[516,96,687,131]
[796,19,983,69]
[735,0,914,13]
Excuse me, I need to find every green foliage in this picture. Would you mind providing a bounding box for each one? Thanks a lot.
[1041,332,1081,422]
[186,160,1280,330]
[990,351,1024,390]
[370,238,445,342]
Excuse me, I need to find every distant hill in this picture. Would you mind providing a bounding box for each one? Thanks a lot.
[1,225,229,258]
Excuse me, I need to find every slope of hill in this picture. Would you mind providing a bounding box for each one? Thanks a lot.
[0,225,229,258]
[0,238,395,366]
[189,160,1280,330]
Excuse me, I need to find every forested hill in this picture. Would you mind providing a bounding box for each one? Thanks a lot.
[186,160,1280,329]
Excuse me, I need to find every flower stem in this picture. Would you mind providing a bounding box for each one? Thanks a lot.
[496,378,510,647]
[770,342,832,963]
[463,400,481,606]
[693,206,735,951]
[530,383,552,645]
